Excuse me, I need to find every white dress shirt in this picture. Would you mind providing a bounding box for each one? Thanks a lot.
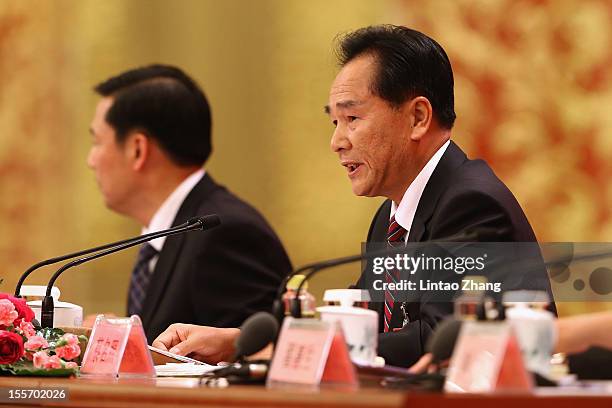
[390,141,450,241]
[143,168,205,270]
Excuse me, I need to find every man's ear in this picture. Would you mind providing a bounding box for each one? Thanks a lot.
[407,96,433,141]
[126,132,150,171]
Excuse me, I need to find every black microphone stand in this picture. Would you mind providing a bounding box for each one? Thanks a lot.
[40,217,207,328]
[15,235,160,298]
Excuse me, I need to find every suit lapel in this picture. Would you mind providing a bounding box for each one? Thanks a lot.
[139,173,219,328]
[407,141,467,242]
[401,142,468,324]
[369,200,392,242]
[369,142,468,244]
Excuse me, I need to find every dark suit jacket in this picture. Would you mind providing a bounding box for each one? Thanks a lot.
[356,141,555,367]
[138,173,292,341]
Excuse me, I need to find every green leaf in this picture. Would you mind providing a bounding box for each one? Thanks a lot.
[37,327,66,347]
[0,365,16,375]
[0,361,77,377]
[8,367,76,377]
[0,368,78,377]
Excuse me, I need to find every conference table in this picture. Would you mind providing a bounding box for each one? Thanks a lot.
[1,376,612,408]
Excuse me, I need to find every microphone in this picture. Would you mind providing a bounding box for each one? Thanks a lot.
[426,318,463,364]
[15,232,176,298]
[379,318,463,392]
[234,312,279,360]
[40,215,220,328]
[285,226,507,319]
[206,312,278,384]
[14,215,221,297]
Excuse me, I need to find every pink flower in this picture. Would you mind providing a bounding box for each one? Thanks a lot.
[33,351,62,370]
[64,361,78,369]
[0,294,34,325]
[60,333,79,346]
[24,335,49,352]
[54,333,81,360]
[32,350,50,369]
[55,343,80,361]
[45,355,62,369]
[18,320,36,338]
[0,299,18,326]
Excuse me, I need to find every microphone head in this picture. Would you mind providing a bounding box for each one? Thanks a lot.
[235,312,279,359]
[426,318,463,363]
[188,214,221,230]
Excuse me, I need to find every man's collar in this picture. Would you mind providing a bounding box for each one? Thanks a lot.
[143,168,206,251]
[390,140,450,233]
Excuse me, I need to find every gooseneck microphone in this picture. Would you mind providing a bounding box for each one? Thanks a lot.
[40,215,220,328]
[15,232,169,298]
[288,227,508,319]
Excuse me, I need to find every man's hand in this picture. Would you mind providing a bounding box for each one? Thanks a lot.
[152,324,240,364]
[408,353,433,374]
[555,311,612,354]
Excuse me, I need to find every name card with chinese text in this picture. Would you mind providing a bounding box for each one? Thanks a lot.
[80,315,155,378]
[444,321,532,393]
[267,317,357,388]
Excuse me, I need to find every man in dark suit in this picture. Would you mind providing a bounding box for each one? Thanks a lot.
[87,65,292,341]
[153,25,553,365]
[357,141,553,367]
[327,25,554,367]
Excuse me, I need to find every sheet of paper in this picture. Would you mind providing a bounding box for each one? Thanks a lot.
[155,363,221,377]
[154,363,219,377]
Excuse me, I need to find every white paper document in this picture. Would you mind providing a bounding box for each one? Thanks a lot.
[155,362,219,377]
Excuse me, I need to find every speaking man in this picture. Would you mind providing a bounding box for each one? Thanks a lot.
[87,64,292,341]
[152,26,554,366]
[327,25,554,367]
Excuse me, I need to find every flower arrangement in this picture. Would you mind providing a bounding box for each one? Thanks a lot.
[0,293,86,376]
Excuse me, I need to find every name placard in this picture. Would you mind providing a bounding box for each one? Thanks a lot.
[444,321,531,393]
[267,317,357,388]
[80,315,155,378]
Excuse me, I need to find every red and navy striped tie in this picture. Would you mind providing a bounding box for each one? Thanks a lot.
[384,215,407,332]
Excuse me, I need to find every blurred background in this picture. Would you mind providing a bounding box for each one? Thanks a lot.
[0,0,611,318]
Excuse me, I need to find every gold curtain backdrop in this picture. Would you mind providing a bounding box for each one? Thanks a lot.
[0,0,610,317]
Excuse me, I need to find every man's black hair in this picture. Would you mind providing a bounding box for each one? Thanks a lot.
[335,25,456,129]
[95,64,212,166]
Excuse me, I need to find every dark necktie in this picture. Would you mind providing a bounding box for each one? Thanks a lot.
[384,215,408,332]
[127,243,158,316]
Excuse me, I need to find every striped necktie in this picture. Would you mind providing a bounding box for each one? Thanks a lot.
[127,243,158,316]
[384,215,407,332]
